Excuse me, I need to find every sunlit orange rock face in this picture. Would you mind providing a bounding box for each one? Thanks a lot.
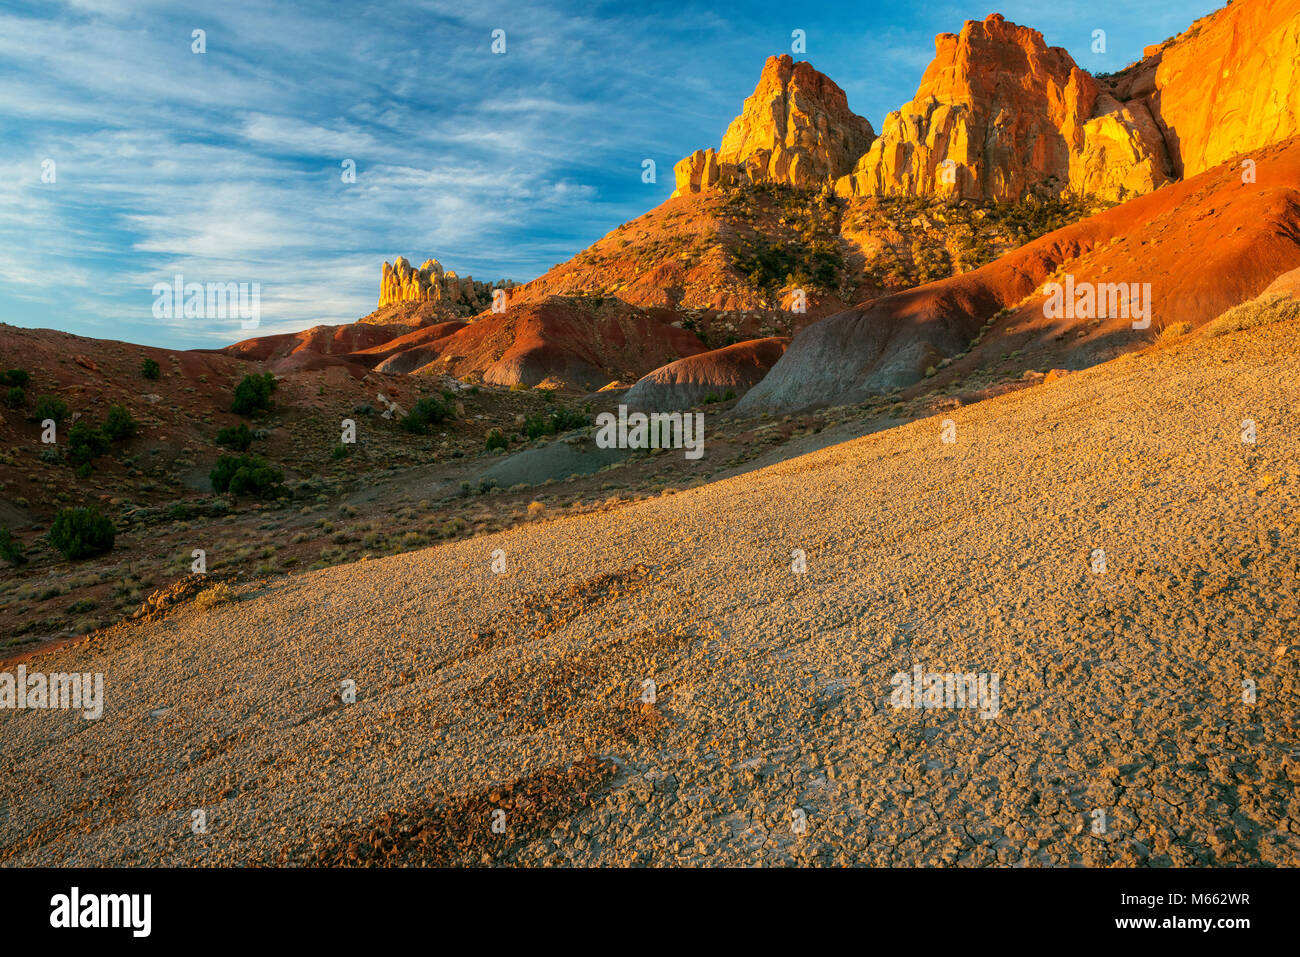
[838,13,1170,202]
[671,4,1300,206]
[671,54,875,197]
[1107,0,1300,179]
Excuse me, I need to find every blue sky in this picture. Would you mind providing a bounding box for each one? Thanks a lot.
[0,0,1219,349]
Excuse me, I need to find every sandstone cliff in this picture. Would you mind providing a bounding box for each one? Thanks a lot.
[1106,0,1300,179]
[837,14,1170,203]
[671,54,875,197]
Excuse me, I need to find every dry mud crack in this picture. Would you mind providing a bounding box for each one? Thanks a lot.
[2,323,1299,866]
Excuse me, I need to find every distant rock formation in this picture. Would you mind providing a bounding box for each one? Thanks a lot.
[837,14,1170,203]
[378,256,514,312]
[671,54,875,197]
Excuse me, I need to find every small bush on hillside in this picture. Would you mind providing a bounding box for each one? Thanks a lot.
[1160,321,1192,340]
[2,369,30,388]
[102,404,139,442]
[33,395,69,423]
[231,372,277,416]
[4,386,24,408]
[1209,293,1300,337]
[215,422,253,451]
[0,526,25,565]
[400,396,453,434]
[523,407,589,440]
[484,428,508,452]
[194,582,234,610]
[50,507,116,560]
[67,420,110,465]
[141,357,161,380]
[210,454,284,497]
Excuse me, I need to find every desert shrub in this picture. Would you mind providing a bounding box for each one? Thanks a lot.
[4,386,24,408]
[523,407,589,440]
[400,396,453,434]
[331,443,348,459]
[33,395,69,423]
[169,502,189,520]
[3,369,29,388]
[49,507,116,560]
[231,372,277,416]
[102,404,139,442]
[1208,293,1300,336]
[0,527,25,565]
[67,421,110,465]
[484,428,508,452]
[527,501,546,519]
[1160,321,1192,340]
[215,422,253,451]
[210,454,284,497]
[509,382,528,392]
[194,582,234,610]
[141,357,161,380]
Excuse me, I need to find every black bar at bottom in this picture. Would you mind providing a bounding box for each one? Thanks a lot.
[0,866,1283,943]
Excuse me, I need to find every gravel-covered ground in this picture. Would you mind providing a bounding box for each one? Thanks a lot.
[3,321,1298,867]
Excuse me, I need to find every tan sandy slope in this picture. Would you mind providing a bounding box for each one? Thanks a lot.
[2,319,1298,866]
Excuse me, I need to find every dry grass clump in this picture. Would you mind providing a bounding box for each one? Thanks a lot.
[193,582,234,611]
[1159,321,1192,340]
[1208,293,1300,336]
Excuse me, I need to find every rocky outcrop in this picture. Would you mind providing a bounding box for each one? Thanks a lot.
[1070,97,1172,200]
[1107,0,1300,179]
[378,256,513,312]
[837,14,1170,203]
[671,55,875,197]
[623,337,789,410]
